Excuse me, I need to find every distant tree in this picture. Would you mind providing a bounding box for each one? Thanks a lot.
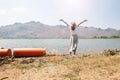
[100,36,108,39]
[110,36,120,38]
[93,36,97,38]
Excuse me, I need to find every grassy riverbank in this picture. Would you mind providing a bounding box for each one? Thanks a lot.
[0,51,120,80]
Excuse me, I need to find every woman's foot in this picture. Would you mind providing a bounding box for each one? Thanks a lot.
[73,50,76,55]
[70,52,72,54]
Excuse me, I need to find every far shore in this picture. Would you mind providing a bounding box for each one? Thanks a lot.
[0,38,120,39]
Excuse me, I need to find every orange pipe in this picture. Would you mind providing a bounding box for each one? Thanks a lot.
[13,48,46,57]
[0,49,12,57]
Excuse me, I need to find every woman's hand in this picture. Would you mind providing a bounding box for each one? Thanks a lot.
[59,19,64,21]
[77,19,88,27]
[59,19,69,26]
[83,20,88,22]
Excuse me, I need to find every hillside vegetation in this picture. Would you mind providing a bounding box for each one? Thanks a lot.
[0,21,120,39]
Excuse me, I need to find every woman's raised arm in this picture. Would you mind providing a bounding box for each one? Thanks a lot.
[77,20,88,27]
[59,19,69,26]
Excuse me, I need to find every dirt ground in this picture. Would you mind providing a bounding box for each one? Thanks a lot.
[0,53,120,80]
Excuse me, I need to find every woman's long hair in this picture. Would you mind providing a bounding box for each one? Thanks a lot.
[71,22,76,31]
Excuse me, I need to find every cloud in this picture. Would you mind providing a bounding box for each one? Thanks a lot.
[0,7,28,15]
[0,9,7,15]
[11,7,28,14]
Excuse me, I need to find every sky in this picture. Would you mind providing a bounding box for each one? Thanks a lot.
[0,0,120,29]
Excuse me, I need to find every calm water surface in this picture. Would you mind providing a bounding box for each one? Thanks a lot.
[0,39,120,54]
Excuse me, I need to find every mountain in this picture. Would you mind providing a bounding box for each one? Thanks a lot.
[0,21,120,39]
